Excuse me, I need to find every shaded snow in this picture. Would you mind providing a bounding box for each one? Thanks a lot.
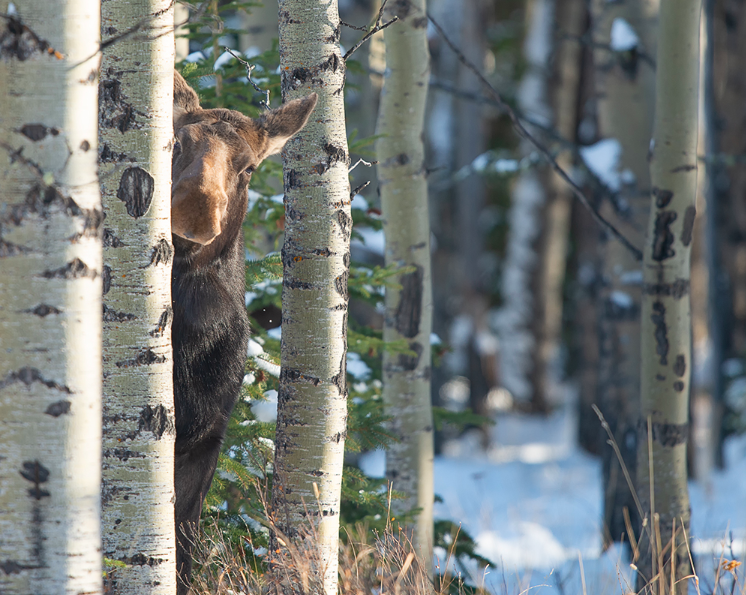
[610,18,639,51]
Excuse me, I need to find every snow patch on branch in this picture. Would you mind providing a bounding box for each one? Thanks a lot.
[580,138,623,192]
[610,18,640,51]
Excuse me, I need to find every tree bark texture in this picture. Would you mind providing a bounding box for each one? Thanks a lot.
[99,2,177,593]
[376,0,434,571]
[636,0,700,591]
[271,2,350,593]
[0,1,103,593]
[590,0,657,548]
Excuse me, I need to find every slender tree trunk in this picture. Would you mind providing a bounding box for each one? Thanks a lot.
[270,2,350,593]
[377,0,434,572]
[0,1,103,593]
[532,0,584,410]
[636,0,700,591]
[711,0,746,465]
[713,0,746,365]
[590,0,657,547]
[494,0,554,410]
[99,2,177,593]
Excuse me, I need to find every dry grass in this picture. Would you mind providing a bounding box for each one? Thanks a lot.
[190,516,480,595]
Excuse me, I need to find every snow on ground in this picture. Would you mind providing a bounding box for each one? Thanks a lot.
[360,403,746,594]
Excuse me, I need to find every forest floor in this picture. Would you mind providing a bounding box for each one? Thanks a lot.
[360,400,746,594]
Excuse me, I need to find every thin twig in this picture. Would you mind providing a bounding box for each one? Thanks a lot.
[224,47,271,109]
[340,20,368,32]
[349,157,377,173]
[343,0,399,61]
[350,181,371,199]
[425,9,643,261]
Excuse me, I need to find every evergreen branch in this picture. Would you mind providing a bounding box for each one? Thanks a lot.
[424,8,643,261]
[343,0,398,61]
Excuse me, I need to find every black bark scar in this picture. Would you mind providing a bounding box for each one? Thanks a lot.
[650,301,668,365]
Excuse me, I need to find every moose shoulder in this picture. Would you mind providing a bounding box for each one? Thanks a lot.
[170,70,316,594]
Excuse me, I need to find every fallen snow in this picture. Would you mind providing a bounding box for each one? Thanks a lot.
[351,227,385,256]
[251,389,278,423]
[347,352,372,379]
[359,403,746,594]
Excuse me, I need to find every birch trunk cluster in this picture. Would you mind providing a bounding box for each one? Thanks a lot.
[376,0,434,570]
[0,0,103,592]
[637,0,700,589]
[271,1,351,593]
[99,1,177,592]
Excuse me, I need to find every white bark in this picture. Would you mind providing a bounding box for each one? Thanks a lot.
[0,0,103,593]
[377,0,434,571]
[271,2,350,594]
[99,1,177,593]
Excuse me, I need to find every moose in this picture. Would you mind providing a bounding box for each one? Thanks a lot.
[171,70,317,593]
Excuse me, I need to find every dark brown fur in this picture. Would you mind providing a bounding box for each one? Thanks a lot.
[171,70,316,594]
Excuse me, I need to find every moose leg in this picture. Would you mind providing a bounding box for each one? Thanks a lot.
[174,435,223,595]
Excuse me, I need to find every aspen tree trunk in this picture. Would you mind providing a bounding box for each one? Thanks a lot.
[0,1,103,593]
[494,0,554,409]
[271,2,350,593]
[175,3,190,62]
[712,0,746,365]
[99,2,177,593]
[590,0,657,547]
[376,0,434,571]
[636,0,700,590]
[532,0,584,410]
[711,0,746,464]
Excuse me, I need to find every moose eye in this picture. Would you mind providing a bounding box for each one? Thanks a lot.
[173,139,182,156]
[244,165,256,175]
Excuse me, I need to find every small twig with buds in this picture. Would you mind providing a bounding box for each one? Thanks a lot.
[343,0,398,61]
[224,47,271,109]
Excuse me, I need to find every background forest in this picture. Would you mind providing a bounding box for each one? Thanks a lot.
[1,0,745,593]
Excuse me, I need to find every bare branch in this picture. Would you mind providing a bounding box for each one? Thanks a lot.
[224,47,271,109]
[343,0,399,61]
[350,181,371,199]
[424,8,643,261]
[349,158,377,173]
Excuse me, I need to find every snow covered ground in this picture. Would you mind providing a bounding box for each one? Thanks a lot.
[360,404,746,594]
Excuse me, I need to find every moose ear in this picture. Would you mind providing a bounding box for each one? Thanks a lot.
[258,93,318,158]
[173,69,201,125]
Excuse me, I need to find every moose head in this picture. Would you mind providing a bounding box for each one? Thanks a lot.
[171,70,317,248]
